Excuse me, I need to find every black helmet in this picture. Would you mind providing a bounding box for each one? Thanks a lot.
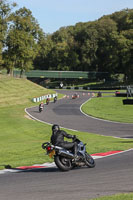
[52,124,60,132]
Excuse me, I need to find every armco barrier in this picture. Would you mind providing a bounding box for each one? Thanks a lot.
[59,86,90,90]
[50,86,126,90]
[32,93,57,103]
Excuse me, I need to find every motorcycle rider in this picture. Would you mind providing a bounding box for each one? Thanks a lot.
[39,102,44,111]
[51,124,77,157]
[54,96,57,103]
[46,97,50,105]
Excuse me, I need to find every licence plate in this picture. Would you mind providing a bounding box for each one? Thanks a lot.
[49,150,55,158]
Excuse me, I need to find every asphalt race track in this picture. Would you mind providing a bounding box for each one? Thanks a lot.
[0,90,133,200]
[0,150,133,200]
[27,90,133,138]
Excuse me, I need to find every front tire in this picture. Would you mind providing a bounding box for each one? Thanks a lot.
[85,152,95,168]
[54,155,72,171]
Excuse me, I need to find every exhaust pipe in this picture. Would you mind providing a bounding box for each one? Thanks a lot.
[58,150,74,159]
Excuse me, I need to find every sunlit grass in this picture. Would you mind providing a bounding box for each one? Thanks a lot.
[0,76,56,107]
[82,96,133,123]
[90,193,133,200]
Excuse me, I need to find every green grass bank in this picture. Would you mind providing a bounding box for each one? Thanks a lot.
[82,96,133,123]
[0,76,133,170]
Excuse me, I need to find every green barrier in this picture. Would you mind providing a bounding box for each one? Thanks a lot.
[13,70,108,79]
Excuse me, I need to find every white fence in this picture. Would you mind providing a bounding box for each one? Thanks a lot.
[32,93,58,103]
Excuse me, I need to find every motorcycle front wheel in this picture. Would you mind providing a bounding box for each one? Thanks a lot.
[85,152,95,168]
[54,155,72,171]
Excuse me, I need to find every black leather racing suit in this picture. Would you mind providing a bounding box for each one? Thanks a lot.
[51,130,76,153]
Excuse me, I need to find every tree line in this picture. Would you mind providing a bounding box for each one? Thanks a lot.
[0,0,133,81]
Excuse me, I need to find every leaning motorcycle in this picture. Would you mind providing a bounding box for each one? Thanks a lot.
[39,106,43,112]
[46,98,50,105]
[54,96,57,103]
[42,137,95,171]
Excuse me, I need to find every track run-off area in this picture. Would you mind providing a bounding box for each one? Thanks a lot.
[0,90,133,200]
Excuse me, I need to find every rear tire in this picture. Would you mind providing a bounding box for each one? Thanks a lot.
[54,155,72,171]
[85,152,95,168]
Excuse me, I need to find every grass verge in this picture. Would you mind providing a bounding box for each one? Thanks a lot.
[90,193,133,200]
[82,96,133,123]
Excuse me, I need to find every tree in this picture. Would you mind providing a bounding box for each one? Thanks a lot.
[110,9,133,32]
[116,30,133,82]
[33,34,54,70]
[95,17,119,76]
[0,0,16,68]
[4,7,42,75]
[79,24,98,71]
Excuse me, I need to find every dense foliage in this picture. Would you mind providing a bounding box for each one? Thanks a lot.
[0,0,133,81]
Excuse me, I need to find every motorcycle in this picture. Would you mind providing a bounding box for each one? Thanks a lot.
[46,98,50,105]
[54,96,57,103]
[39,106,43,112]
[72,93,78,99]
[39,103,44,112]
[42,137,95,171]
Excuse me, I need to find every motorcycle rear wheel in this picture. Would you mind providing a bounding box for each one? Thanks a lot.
[54,155,72,171]
[85,152,95,168]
